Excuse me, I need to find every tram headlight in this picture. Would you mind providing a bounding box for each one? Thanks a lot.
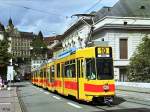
[103,84,109,91]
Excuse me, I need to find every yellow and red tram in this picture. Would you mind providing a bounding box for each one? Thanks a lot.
[32,46,115,103]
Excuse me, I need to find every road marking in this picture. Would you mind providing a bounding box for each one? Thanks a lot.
[0,103,11,105]
[40,90,43,92]
[67,102,82,109]
[116,94,128,97]
[44,92,49,94]
[52,96,61,100]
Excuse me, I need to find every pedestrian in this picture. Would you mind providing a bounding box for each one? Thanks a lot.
[0,76,2,90]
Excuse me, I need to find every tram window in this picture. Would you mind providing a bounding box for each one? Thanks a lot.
[77,60,80,78]
[44,69,46,78]
[72,60,75,63]
[96,58,113,80]
[70,64,76,78]
[57,63,60,77]
[86,58,96,80]
[40,70,43,77]
[51,65,55,78]
[47,67,50,82]
[65,65,70,78]
[81,59,84,78]
[61,64,64,77]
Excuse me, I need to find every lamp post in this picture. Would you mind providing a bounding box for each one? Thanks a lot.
[7,37,13,90]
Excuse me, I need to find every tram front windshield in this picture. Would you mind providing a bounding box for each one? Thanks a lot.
[86,58,113,80]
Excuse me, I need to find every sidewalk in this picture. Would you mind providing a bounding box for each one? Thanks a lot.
[0,86,22,112]
[116,85,150,94]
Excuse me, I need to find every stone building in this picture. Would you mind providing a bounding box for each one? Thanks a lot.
[5,18,35,75]
[6,18,34,62]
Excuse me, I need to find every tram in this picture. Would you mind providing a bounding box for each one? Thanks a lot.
[32,46,115,103]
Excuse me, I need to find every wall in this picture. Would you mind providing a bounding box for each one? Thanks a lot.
[116,82,150,89]
[62,25,90,50]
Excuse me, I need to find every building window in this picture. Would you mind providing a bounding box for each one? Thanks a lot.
[119,68,128,82]
[119,39,128,59]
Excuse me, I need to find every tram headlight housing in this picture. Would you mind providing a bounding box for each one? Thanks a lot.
[103,84,109,91]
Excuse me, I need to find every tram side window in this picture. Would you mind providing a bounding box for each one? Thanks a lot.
[57,63,60,78]
[40,70,43,78]
[44,69,46,78]
[81,59,84,78]
[70,63,76,78]
[86,58,96,80]
[61,63,64,78]
[64,60,76,78]
[77,60,80,78]
[47,67,50,82]
[51,65,55,78]
[65,65,69,78]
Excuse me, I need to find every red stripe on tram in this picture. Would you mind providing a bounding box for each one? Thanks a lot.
[84,84,115,92]
[64,81,78,90]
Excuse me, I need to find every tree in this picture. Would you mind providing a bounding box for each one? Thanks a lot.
[31,31,47,59]
[128,35,150,82]
[0,33,11,80]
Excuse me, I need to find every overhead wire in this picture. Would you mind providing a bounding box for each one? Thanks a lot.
[84,0,103,13]
[67,0,103,29]
[0,1,66,18]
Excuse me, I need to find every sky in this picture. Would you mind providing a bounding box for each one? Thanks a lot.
[0,0,119,36]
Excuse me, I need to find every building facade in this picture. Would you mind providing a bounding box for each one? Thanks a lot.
[6,18,34,61]
[5,18,35,75]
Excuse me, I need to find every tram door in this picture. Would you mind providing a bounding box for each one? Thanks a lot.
[77,58,84,100]
[50,65,55,91]
[61,63,65,94]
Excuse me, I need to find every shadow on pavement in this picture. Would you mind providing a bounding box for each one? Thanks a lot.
[9,81,31,88]
[113,96,126,105]
[92,108,150,112]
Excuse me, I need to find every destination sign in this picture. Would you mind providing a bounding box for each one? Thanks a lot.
[97,47,110,57]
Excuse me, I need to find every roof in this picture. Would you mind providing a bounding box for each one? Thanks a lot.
[62,19,92,39]
[20,32,35,39]
[95,0,150,22]
[44,35,62,45]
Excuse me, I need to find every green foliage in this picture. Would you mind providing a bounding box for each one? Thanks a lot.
[31,31,47,59]
[0,35,12,79]
[0,39,11,65]
[128,35,150,82]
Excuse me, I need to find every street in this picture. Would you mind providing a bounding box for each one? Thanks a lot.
[17,82,150,112]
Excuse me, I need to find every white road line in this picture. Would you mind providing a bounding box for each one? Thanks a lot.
[52,96,61,100]
[0,103,11,105]
[116,94,128,97]
[44,92,50,95]
[67,102,82,109]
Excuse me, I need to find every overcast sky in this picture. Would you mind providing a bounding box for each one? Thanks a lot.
[0,0,119,36]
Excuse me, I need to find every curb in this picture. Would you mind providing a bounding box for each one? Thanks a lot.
[116,89,150,94]
[16,87,28,112]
